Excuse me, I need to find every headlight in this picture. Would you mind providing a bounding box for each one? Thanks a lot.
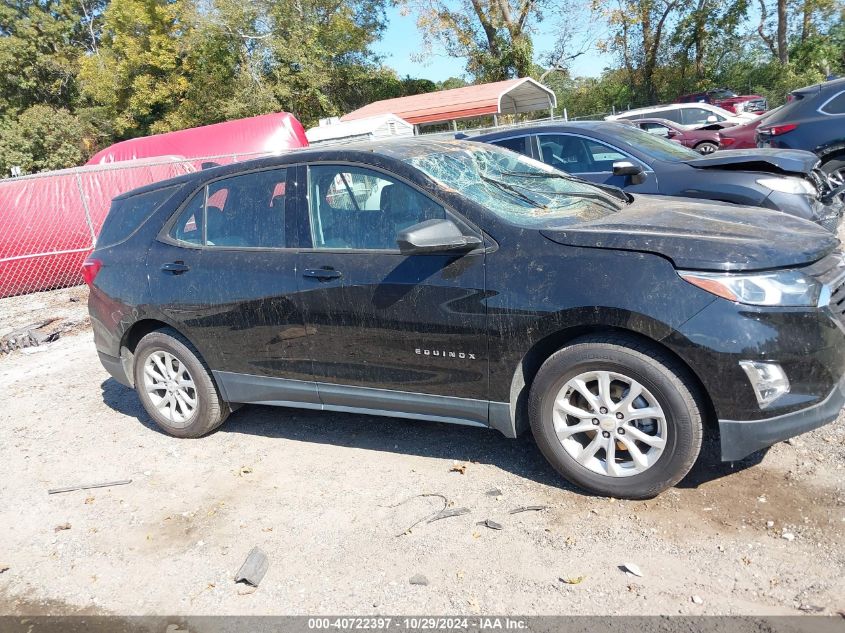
[679,269,823,306]
[757,176,816,196]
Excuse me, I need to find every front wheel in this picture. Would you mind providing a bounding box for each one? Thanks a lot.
[528,335,703,499]
[821,157,845,188]
[133,328,230,438]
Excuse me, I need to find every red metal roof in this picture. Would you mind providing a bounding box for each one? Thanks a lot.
[341,78,557,125]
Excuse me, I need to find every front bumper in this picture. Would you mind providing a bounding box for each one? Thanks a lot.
[719,375,845,461]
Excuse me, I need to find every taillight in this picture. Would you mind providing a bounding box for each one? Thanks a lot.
[81,258,102,287]
[759,123,798,136]
[719,137,736,147]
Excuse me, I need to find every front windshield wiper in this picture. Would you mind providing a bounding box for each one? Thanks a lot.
[495,169,629,206]
[478,172,548,209]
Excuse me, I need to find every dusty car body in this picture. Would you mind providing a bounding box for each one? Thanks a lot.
[87,139,845,499]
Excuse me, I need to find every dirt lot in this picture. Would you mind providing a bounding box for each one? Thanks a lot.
[1,287,844,617]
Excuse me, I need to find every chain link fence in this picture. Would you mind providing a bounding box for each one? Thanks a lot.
[0,151,278,299]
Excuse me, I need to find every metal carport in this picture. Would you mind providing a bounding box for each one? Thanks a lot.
[340,78,557,131]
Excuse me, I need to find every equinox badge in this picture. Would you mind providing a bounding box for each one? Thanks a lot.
[416,348,476,360]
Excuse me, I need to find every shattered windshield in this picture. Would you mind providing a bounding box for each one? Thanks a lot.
[404,142,624,227]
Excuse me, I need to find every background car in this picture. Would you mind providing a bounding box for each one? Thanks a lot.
[86,139,845,499]
[606,102,757,127]
[676,89,768,114]
[755,77,845,186]
[469,121,843,230]
[718,106,783,149]
[628,117,721,154]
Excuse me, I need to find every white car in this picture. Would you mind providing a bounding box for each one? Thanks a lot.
[606,103,759,127]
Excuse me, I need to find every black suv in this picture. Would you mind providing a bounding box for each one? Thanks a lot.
[86,139,845,499]
[756,77,845,185]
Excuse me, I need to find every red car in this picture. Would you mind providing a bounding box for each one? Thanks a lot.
[677,89,767,115]
[629,118,721,154]
[718,106,783,150]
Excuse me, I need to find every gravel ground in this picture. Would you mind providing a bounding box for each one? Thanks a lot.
[0,288,844,617]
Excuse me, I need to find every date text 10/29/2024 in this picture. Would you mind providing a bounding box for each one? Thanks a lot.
[307,618,528,630]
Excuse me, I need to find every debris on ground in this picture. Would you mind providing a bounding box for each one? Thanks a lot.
[53,523,71,532]
[48,479,132,495]
[237,466,253,477]
[238,586,257,596]
[782,532,796,541]
[477,519,503,530]
[0,566,9,574]
[449,463,468,475]
[691,595,704,605]
[234,547,269,587]
[798,604,824,613]
[384,493,452,536]
[428,507,470,523]
[0,317,88,355]
[508,505,548,514]
[409,574,429,586]
[485,488,503,497]
[560,576,586,585]
[621,562,643,578]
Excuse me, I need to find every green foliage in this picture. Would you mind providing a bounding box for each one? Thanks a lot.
[0,104,95,174]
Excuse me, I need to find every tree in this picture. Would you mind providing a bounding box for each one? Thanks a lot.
[599,0,682,104]
[396,0,551,80]
[0,0,105,115]
[0,105,95,174]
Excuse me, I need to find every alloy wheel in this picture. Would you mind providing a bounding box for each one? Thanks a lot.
[553,370,667,477]
[143,350,198,427]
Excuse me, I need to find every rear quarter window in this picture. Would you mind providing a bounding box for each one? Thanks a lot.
[820,91,845,115]
[97,186,178,248]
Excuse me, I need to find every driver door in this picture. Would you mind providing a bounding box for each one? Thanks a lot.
[295,163,490,421]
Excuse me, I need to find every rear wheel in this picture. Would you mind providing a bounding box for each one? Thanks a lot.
[694,141,718,154]
[133,328,229,438]
[528,335,703,499]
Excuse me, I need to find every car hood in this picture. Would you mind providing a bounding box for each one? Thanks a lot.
[683,148,818,175]
[540,195,838,272]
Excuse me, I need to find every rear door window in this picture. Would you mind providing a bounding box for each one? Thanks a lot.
[167,168,289,248]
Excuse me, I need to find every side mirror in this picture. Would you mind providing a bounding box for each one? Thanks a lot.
[397,219,482,255]
[612,160,646,185]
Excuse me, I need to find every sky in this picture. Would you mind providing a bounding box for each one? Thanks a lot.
[371,6,615,83]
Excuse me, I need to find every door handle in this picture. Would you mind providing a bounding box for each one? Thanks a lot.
[161,261,190,274]
[303,268,342,281]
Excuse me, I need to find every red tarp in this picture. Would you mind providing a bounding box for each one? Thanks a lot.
[87,112,308,165]
[0,158,195,297]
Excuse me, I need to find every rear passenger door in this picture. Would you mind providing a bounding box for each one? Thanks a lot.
[150,167,316,403]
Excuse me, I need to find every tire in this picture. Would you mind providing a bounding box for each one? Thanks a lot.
[820,156,845,187]
[694,141,718,154]
[133,327,229,438]
[528,334,703,499]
